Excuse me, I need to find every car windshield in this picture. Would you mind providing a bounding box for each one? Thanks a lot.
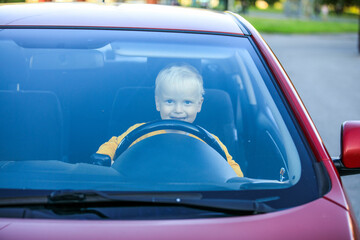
[0,28,326,213]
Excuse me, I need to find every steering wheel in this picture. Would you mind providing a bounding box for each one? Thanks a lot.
[114,120,227,161]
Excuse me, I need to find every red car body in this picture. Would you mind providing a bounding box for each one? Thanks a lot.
[0,3,359,239]
[0,198,356,239]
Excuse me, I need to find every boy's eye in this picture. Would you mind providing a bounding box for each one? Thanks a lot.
[184,100,193,105]
[165,99,174,104]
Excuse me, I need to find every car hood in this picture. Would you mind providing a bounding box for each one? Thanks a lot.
[0,197,356,239]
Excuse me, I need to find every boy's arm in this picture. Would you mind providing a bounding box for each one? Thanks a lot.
[212,134,244,177]
[96,123,145,162]
[96,136,120,161]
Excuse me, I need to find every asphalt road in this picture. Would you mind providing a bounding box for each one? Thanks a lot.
[261,33,360,226]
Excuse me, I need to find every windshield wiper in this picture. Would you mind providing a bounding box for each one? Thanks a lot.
[48,190,276,214]
[1,190,277,215]
[48,190,203,204]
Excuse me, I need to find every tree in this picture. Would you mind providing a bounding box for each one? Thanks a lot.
[321,0,357,14]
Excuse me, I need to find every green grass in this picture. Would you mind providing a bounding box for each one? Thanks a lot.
[244,16,359,34]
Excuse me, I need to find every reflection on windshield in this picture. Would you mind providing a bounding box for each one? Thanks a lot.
[0,29,304,195]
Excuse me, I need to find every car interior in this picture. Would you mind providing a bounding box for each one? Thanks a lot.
[0,37,299,183]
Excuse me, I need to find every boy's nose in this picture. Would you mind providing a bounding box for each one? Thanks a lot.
[174,103,183,113]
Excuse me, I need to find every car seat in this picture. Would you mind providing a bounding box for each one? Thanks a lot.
[0,90,65,161]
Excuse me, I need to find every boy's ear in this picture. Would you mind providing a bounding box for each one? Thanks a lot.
[197,97,204,112]
[155,96,160,111]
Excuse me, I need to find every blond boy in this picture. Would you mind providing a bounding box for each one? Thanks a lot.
[96,64,243,177]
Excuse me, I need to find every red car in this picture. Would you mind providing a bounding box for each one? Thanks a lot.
[0,3,359,239]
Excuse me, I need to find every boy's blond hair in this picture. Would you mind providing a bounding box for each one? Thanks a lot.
[155,64,204,98]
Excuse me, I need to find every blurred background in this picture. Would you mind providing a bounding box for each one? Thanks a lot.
[1,0,359,22]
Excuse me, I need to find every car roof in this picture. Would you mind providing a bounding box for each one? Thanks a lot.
[0,3,246,36]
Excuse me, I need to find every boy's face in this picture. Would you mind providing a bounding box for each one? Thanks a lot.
[155,80,203,123]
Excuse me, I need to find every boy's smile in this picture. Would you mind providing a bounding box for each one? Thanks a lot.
[155,80,203,123]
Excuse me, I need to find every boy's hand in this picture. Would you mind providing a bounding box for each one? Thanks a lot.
[90,153,111,167]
